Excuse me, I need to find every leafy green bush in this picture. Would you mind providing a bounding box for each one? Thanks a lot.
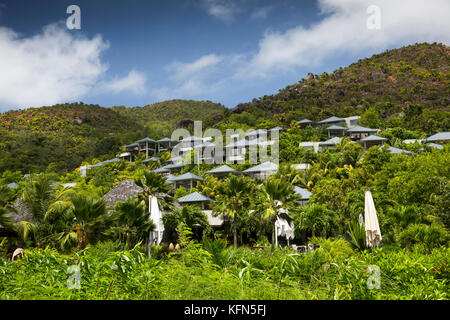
[398,224,449,252]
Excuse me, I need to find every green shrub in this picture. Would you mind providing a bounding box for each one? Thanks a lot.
[398,224,449,252]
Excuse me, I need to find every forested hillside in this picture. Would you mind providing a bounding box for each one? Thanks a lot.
[112,99,226,134]
[0,43,448,174]
[0,100,224,173]
[209,43,449,134]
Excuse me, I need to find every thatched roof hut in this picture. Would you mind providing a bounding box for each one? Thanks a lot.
[0,199,33,236]
[103,179,143,207]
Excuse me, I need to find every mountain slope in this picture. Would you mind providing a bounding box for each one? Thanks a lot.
[0,100,225,173]
[112,99,226,135]
[208,43,449,133]
[0,103,144,173]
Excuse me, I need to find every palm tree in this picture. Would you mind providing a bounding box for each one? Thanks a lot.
[296,164,322,191]
[113,197,155,250]
[135,171,173,211]
[258,177,298,251]
[20,173,58,222]
[162,205,211,241]
[48,193,111,251]
[336,136,353,153]
[274,163,302,185]
[166,205,210,231]
[0,206,13,230]
[72,194,111,250]
[214,175,254,248]
[294,204,334,238]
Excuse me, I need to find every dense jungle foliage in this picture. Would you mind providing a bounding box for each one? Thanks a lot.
[0,42,449,300]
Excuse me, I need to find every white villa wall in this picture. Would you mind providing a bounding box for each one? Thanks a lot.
[299,142,320,152]
[344,116,360,128]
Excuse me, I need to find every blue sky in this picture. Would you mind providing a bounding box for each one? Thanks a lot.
[0,0,448,111]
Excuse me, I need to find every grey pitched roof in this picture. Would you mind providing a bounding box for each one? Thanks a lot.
[360,135,388,142]
[178,192,214,203]
[225,138,248,148]
[269,126,283,131]
[181,136,203,142]
[135,137,156,143]
[164,162,186,170]
[88,158,120,168]
[167,156,183,163]
[207,165,239,174]
[384,146,413,155]
[243,161,278,173]
[424,132,450,142]
[170,172,203,182]
[153,167,170,173]
[103,179,143,207]
[157,137,176,143]
[425,143,444,150]
[319,137,341,145]
[125,142,138,148]
[143,157,159,163]
[194,141,216,149]
[326,125,347,130]
[61,183,77,188]
[294,186,312,200]
[318,116,344,124]
[246,129,268,136]
[166,174,176,182]
[7,182,19,188]
[298,119,313,124]
[346,126,378,133]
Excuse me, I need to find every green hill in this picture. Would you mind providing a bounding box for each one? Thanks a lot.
[208,43,449,133]
[0,43,448,174]
[112,99,226,135]
[0,100,225,174]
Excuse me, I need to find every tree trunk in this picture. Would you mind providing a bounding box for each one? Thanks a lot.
[271,220,276,252]
[77,227,87,251]
[233,214,238,248]
[126,232,132,250]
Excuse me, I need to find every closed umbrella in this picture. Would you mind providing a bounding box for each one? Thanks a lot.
[364,190,382,247]
[275,216,295,246]
[274,204,295,247]
[149,196,164,245]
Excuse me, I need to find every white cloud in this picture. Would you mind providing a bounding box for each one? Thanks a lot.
[153,54,238,100]
[250,6,273,20]
[239,0,450,78]
[0,23,147,111]
[202,0,239,22]
[0,23,108,110]
[166,54,222,80]
[100,70,147,95]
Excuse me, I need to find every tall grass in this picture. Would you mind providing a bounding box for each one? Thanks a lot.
[0,238,448,300]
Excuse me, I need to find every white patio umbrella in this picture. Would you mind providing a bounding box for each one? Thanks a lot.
[364,190,382,247]
[274,205,295,247]
[275,216,295,247]
[149,196,164,245]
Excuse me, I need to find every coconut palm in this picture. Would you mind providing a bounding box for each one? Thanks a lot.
[72,194,111,250]
[274,163,303,185]
[13,221,36,247]
[294,204,335,238]
[335,136,353,153]
[258,177,298,251]
[162,205,211,242]
[135,171,173,211]
[0,206,13,229]
[20,173,58,222]
[112,197,155,250]
[48,193,111,251]
[214,175,254,248]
